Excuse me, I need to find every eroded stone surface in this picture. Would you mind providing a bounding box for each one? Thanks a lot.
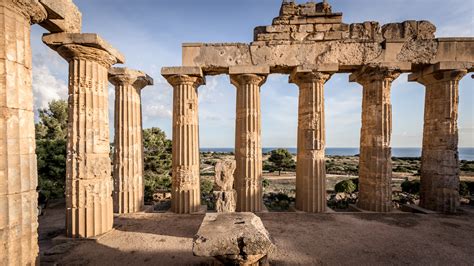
[0,1,43,264]
[42,33,124,238]
[109,68,153,214]
[193,213,275,265]
[231,71,267,212]
[39,0,82,33]
[290,70,331,213]
[351,65,401,212]
[162,68,205,214]
[410,69,467,213]
[213,160,237,212]
[180,2,474,74]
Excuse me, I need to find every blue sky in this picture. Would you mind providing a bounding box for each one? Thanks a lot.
[30,0,474,148]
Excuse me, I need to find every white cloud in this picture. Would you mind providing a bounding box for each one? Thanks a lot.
[32,64,68,110]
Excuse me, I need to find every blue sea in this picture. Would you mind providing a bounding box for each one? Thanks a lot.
[200,147,474,161]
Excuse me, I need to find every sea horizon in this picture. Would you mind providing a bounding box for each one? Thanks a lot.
[200,147,474,161]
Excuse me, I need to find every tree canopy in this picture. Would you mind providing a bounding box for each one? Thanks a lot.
[36,100,68,198]
[268,148,296,175]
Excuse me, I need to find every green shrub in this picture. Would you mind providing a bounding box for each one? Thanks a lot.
[460,162,474,172]
[401,179,421,194]
[201,179,214,197]
[459,182,470,196]
[334,180,357,193]
[144,173,171,203]
[262,179,270,188]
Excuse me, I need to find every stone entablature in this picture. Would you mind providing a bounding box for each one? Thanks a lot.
[182,2,473,74]
[165,1,473,215]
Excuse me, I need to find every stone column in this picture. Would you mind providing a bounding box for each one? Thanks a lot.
[109,68,153,214]
[290,70,331,213]
[230,66,269,212]
[162,67,204,214]
[409,67,467,213]
[0,1,46,264]
[43,33,125,237]
[350,66,400,212]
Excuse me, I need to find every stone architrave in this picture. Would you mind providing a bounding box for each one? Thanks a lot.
[230,66,269,212]
[350,66,400,212]
[213,160,237,212]
[109,68,153,214]
[0,1,47,264]
[409,66,467,213]
[43,33,125,238]
[162,67,205,214]
[290,69,331,213]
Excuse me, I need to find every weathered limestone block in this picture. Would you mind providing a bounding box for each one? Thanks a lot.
[213,160,237,213]
[350,65,401,212]
[109,68,153,214]
[409,67,467,213]
[230,66,268,212]
[43,33,124,238]
[382,21,436,40]
[193,213,276,265]
[162,67,204,214]
[349,22,381,40]
[290,69,331,213]
[0,1,46,264]
[38,0,82,33]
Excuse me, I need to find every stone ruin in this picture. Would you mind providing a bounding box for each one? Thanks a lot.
[162,0,473,215]
[0,0,473,265]
[213,160,237,213]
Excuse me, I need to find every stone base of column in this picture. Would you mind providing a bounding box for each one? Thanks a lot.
[0,190,39,265]
[66,179,113,238]
[357,146,393,212]
[420,149,460,213]
[296,154,326,213]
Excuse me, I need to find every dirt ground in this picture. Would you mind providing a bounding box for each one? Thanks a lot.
[39,202,474,265]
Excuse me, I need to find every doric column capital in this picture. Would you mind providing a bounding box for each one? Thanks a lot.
[350,65,401,85]
[43,33,125,68]
[165,75,204,88]
[2,0,48,24]
[109,67,154,90]
[289,71,331,85]
[56,44,118,68]
[410,69,467,86]
[162,67,205,88]
[230,74,267,88]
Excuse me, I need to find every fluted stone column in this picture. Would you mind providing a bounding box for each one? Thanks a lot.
[350,66,400,212]
[230,66,268,212]
[109,68,153,214]
[162,67,204,214]
[0,1,46,264]
[43,33,125,237]
[290,70,331,213]
[409,67,467,213]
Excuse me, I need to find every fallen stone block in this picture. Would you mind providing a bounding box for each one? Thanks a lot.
[193,213,275,265]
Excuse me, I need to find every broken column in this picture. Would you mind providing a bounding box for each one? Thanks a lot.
[109,68,153,214]
[230,66,269,212]
[409,65,467,213]
[162,67,204,214]
[213,160,237,213]
[0,0,47,264]
[43,33,125,237]
[290,68,331,213]
[350,66,400,212]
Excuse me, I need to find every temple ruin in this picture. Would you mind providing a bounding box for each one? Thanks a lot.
[0,0,473,264]
[162,0,473,215]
